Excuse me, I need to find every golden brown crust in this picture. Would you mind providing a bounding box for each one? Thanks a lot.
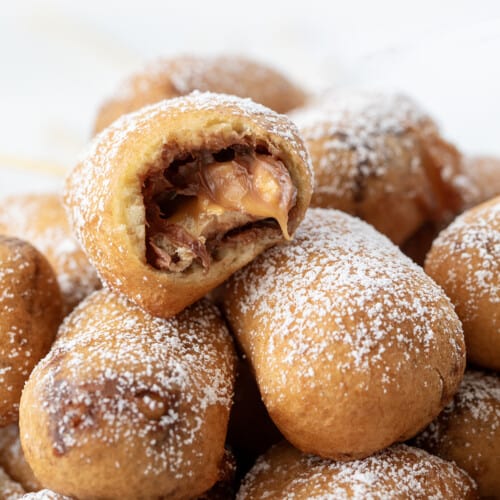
[94,55,307,133]
[0,425,41,492]
[0,193,101,313]
[415,370,500,499]
[236,443,478,499]
[65,91,313,318]
[425,196,500,370]
[291,91,466,245]
[0,235,62,426]
[402,156,500,265]
[401,155,500,265]
[222,208,465,460]
[19,290,236,499]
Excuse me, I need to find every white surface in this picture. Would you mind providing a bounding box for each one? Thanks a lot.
[0,0,499,196]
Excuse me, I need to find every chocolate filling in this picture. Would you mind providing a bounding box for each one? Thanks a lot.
[142,144,296,273]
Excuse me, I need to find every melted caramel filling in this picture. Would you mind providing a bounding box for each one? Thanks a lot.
[144,147,296,272]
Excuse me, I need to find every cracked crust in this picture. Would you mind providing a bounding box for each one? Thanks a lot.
[65,92,313,318]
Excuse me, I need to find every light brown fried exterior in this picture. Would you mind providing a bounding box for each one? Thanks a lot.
[0,236,62,426]
[65,91,313,319]
[415,371,500,499]
[236,442,478,499]
[291,91,466,245]
[222,208,465,460]
[93,55,307,133]
[425,196,500,370]
[462,155,500,208]
[400,155,500,266]
[0,425,41,492]
[0,193,101,314]
[19,290,236,500]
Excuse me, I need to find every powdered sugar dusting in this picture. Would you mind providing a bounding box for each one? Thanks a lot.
[0,194,100,310]
[0,246,32,398]
[169,57,273,96]
[109,55,305,115]
[224,208,463,394]
[23,291,234,481]
[428,198,500,319]
[290,90,436,200]
[21,491,70,500]
[237,444,476,499]
[0,238,57,414]
[67,91,312,284]
[416,370,500,450]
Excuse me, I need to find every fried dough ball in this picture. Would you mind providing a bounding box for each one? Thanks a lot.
[291,91,466,245]
[66,92,313,319]
[0,236,62,426]
[0,425,41,491]
[425,196,500,370]
[94,55,307,133]
[0,194,101,313]
[19,290,236,500]
[222,208,465,460]
[415,371,500,499]
[236,442,477,499]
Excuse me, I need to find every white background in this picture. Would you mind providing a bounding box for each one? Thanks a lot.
[1,0,499,196]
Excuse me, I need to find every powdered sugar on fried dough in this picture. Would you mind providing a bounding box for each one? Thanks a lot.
[0,194,100,310]
[416,370,500,450]
[64,91,313,313]
[237,444,476,499]
[428,199,500,319]
[225,208,464,392]
[22,292,234,481]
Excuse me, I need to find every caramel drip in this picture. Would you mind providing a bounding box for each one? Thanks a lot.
[167,154,296,240]
[147,152,296,272]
